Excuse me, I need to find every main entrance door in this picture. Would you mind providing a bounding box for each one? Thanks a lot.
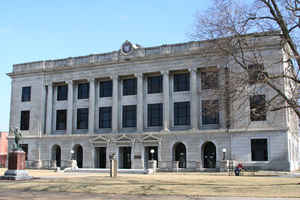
[173,143,186,168]
[144,146,158,168]
[119,147,131,169]
[75,145,83,168]
[52,145,61,167]
[95,147,106,168]
[203,142,216,168]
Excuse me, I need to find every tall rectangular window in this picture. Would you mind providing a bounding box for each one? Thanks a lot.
[174,102,190,126]
[21,86,31,102]
[251,139,268,161]
[100,80,112,97]
[77,108,89,129]
[250,95,266,121]
[78,83,89,99]
[99,107,112,128]
[123,78,137,96]
[57,85,68,101]
[202,100,219,125]
[174,73,190,92]
[56,110,67,130]
[201,71,218,89]
[148,103,163,127]
[148,75,162,94]
[20,111,30,130]
[122,105,137,128]
[248,64,265,84]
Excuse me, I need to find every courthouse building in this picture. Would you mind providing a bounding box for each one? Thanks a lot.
[7,32,299,171]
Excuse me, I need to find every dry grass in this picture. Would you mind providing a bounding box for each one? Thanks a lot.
[1,168,300,198]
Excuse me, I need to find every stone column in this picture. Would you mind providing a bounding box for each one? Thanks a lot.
[162,70,170,131]
[136,73,143,132]
[66,80,73,135]
[46,83,53,135]
[112,75,119,133]
[190,69,198,130]
[89,78,95,135]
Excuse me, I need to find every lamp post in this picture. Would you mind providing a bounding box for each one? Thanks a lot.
[222,148,227,160]
[150,149,155,160]
[70,150,74,160]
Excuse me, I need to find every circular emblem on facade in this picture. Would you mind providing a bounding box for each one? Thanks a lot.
[121,40,133,55]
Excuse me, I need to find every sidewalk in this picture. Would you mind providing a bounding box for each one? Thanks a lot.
[0,189,299,200]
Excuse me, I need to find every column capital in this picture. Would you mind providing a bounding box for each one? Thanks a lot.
[110,74,119,80]
[88,77,95,82]
[188,68,197,73]
[134,73,143,78]
[65,80,73,85]
[160,70,169,75]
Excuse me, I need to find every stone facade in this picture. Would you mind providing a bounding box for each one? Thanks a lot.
[7,32,299,171]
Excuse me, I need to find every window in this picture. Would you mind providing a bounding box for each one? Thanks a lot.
[201,71,218,89]
[174,102,190,126]
[20,111,30,130]
[202,100,219,125]
[20,144,28,160]
[248,64,265,84]
[78,83,89,99]
[122,105,137,128]
[174,73,190,92]
[99,107,112,128]
[21,86,31,102]
[77,108,89,129]
[148,103,163,127]
[148,75,162,94]
[56,110,67,130]
[100,80,112,97]
[251,139,268,161]
[123,78,137,96]
[250,95,266,121]
[57,85,68,101]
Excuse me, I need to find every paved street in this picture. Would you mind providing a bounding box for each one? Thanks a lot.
[0,189,299,200]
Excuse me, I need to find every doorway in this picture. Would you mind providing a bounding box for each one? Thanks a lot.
[74,145,83,168]
[95,147,106,168]
[119,147,131,169]
[52,145,61,167]
[203,142,216,168]
[173,142,186,168]
[144,146,158,168]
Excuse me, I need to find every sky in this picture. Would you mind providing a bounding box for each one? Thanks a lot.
[0,0,213,131]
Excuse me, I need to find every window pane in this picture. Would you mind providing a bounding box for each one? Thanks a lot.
[56,110,67,130]
[148,103,163,127]
[174,102,190,125]
[99,107,112,128]
[123,78,137,96]
[20,111,30,130]
[250,95,266,121]
[57,85,68,101]
[123,105,136,128]
[100,80,112,97]
[202,100,219,125]
[251,139,268,161]
[174,73,190,92]
[148,76,162,94]
[78,83,89,99]
[21,87,31,102]
[201,71,218,89]
[77,108,88,129]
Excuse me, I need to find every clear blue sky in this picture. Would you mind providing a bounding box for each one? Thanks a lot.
[0,0,212,131]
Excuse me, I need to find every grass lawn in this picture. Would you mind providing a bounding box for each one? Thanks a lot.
[0,168,300,198]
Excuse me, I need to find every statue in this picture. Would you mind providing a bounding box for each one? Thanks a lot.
[11,128,22,150]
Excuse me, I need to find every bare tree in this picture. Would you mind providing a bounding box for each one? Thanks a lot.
[190,0,300,121]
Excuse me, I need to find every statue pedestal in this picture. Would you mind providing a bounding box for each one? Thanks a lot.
[1,150,32,180]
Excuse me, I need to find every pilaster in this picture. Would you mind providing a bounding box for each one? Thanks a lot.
[46,83,53,135]
[66,80,73,135]
[162,70,170,131]
[136,73,144,132]
[112,75,119,133]
[89,78,95,135]
[189,68,198,130]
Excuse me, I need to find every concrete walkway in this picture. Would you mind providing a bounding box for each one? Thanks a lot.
[0,190,299,200]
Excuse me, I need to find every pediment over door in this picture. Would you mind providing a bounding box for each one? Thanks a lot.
[143,134,161,144]
[115,134,132,144]
[90,135,108,144]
